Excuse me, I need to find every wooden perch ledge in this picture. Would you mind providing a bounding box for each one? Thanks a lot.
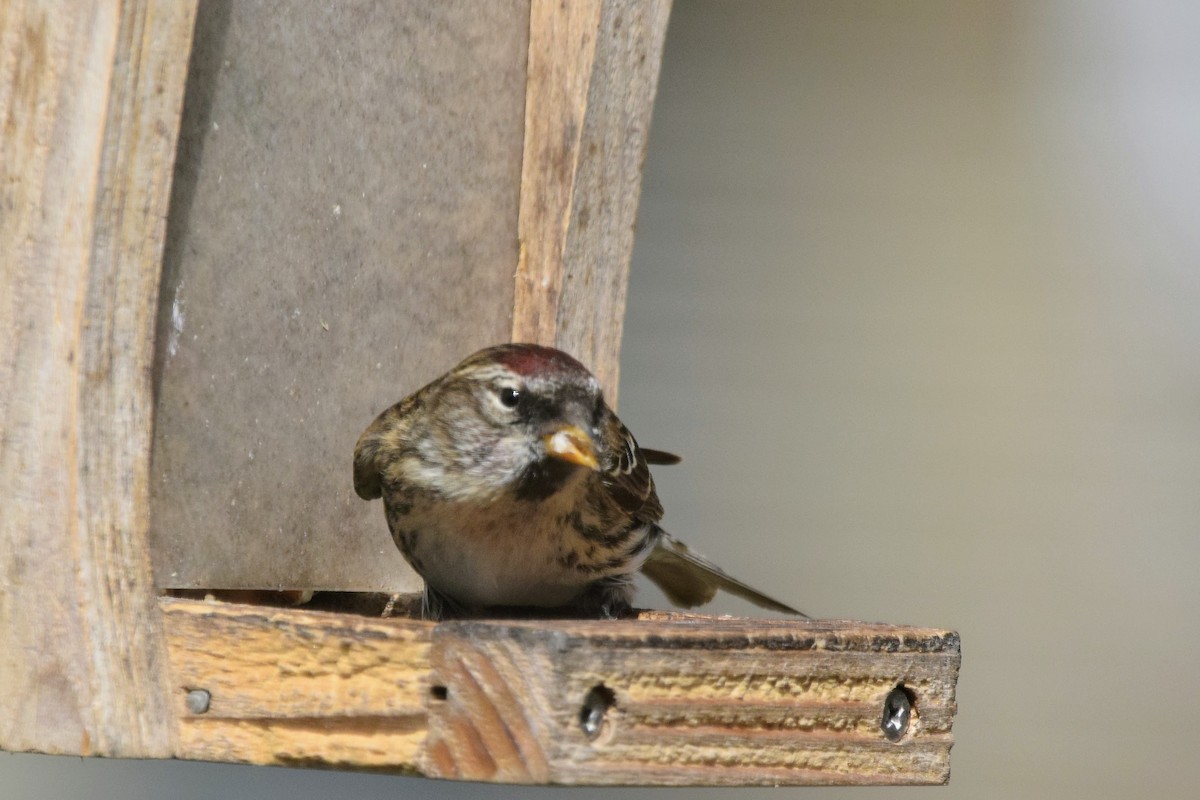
[163,597,959,786]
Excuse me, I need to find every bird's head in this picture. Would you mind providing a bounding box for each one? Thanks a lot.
[414,343,609,500]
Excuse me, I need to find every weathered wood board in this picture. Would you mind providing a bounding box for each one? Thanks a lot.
[164,598,959,785]
[515,0,672,402]
[0,0,199,757]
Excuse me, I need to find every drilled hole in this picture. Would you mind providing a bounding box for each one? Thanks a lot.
[430,685,448,701]
[579,684,616,741]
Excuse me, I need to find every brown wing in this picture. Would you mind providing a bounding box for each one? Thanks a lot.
[353,394,419,500]
[599,415,665,524]
[642,531,808,616]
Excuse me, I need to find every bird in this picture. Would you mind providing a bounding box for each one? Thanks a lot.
[353,343,806,620]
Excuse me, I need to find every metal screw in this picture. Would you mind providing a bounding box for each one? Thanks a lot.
[579,684,616,740]
[186,689,211,715]
[881,685,913,742]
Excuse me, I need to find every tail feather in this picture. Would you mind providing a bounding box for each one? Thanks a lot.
[641,531,808,617]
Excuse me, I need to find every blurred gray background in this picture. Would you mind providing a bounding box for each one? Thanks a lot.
[5,1,1199,797]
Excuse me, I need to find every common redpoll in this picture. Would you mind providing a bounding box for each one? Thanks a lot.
[353,343,805,619]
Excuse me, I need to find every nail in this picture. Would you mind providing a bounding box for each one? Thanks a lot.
[186,688,211,715]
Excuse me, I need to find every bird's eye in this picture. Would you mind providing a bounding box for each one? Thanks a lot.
[498,387,521,409]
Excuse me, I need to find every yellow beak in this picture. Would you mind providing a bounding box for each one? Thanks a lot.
[543,425,600,470]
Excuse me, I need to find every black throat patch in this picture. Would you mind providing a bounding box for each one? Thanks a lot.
[513,457,578,502]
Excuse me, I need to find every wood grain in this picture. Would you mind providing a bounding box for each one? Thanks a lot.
[513,0,672,403]
[425,617,958,785]
[513,0,603,351]
[0,0,198,757]
[162,598,432,770]
[164,598,959,785]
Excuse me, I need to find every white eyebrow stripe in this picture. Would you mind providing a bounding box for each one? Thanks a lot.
[461,365,520,383]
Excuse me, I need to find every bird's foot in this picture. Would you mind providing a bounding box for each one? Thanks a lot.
[575,576,636,620]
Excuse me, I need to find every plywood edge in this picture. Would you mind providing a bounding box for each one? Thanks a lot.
[162,597,959,785]
[162,597,434,770]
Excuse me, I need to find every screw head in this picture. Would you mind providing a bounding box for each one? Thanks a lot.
[186,688,211,715]
[579,684,616,740]
[881,685,913,742]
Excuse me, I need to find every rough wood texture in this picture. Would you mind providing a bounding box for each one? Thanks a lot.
[163,598,431,770]
[163,598,959,785]
[425,618,957,785]
[513,0,672,403]
[0,1,198,757]
[512,0,602,349]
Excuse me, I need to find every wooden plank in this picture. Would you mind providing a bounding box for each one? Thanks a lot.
[164,598,959,785]
[0,0,198,757]
[512,0,602,350]
[513,0,672,403]
[162,598,432,770]
[424,617,957,785]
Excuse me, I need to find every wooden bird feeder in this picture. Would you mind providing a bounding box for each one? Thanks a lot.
[1,0,960,786]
